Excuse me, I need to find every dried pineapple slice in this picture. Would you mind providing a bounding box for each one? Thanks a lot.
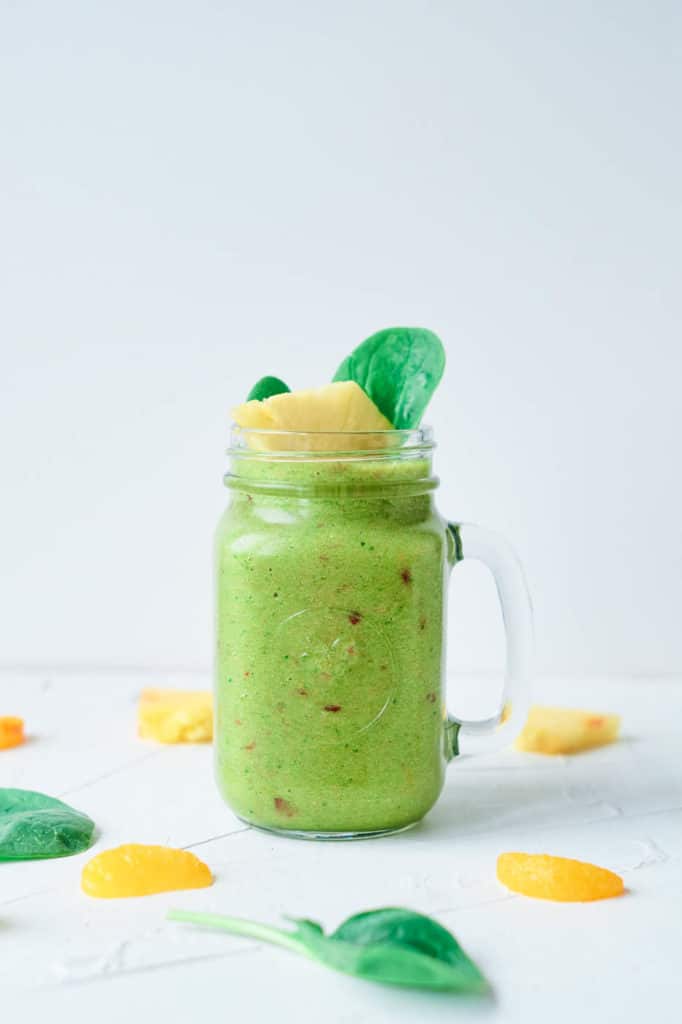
[497,852,624,902]
[138,689,213,744]
[82,844,213,898]
[515,705,620,755]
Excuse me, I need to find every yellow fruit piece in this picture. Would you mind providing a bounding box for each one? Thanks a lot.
[0,717,25,750]
[497,852,624,902]
[82,844,213,898]
[515,705,620,755]
[232,381,393,450]
[138,689,213,743]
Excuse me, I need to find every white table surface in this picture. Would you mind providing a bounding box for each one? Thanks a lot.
[2,671,681,1023]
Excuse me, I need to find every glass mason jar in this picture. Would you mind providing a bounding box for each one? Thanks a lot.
[214,427,532,839]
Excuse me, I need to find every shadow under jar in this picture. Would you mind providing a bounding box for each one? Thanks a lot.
[214,427,532,839]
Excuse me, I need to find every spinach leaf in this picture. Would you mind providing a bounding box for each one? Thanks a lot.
[246,376,290,402]
[0,788,96,861]
[168,906,487,993]
[333,327,445,429]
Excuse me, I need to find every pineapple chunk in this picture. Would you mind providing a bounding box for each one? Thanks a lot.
[232,381,392,450]
[515,705,621,755]
[138,689,213,744]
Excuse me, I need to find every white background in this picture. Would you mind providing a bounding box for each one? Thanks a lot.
[1,0,680,677]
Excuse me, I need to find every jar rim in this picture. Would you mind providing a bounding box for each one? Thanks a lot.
[228,424,434,460]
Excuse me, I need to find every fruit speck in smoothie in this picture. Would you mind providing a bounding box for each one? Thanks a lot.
[274,798,296,817]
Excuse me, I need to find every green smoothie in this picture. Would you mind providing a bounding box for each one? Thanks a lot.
[214,452,452,835]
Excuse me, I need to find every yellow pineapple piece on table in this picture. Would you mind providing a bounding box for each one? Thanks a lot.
[497,852,624,902]
[138,689,213,743]
[515,705,620,755]
[232,381,392,450]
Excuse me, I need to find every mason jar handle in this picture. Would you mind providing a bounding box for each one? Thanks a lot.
[444,522,533,760]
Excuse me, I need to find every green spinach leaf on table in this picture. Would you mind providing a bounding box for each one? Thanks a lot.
[168,906,488,993]
[0,788,95,861]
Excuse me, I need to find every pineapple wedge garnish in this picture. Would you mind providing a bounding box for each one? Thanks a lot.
[232,381,392,450]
